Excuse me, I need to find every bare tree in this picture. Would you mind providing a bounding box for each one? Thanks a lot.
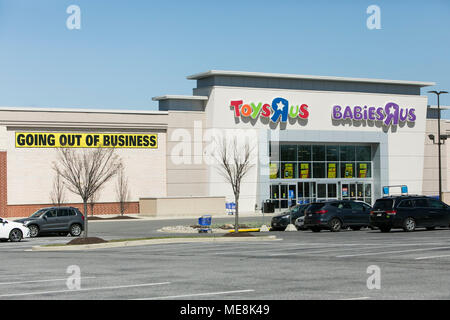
[88,188,101,217]
[214,136,255,233]
[50,173,66,207]
[53,147,123,238]
[116,167,130,216]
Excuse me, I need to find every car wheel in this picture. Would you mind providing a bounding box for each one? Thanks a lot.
[9,229,23,242]
[311,227,321,233]
[28,225,39,238]
[403,217,416,232]
[350,226,361,231]
[329,219,342,232]
[69,224,82,237]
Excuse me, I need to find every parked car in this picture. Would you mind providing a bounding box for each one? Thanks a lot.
[369,196,450,232]
[15,207,84,237]
[294,216,307,230]
[271,204,309,231]
[303,200,372,232]
[0,217,30,242]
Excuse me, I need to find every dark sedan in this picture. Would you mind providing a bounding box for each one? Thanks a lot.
[271,204,309,231]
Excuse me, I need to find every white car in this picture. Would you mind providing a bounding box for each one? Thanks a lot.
[0,217,30,242]
[294,216,307,230]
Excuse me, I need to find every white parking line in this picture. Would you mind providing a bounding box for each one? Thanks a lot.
[0,282,171,298]
[269,242,447,257]
[340,296,371,300]
[415,254,450,260]
[0,277,96,286]
[337,246,450,258]
[134,289,255,300]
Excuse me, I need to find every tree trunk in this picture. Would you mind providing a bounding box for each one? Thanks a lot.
[83,201,88,238]
[234,194,239,233]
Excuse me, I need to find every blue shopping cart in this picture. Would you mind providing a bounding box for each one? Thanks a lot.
[198,215,212,233]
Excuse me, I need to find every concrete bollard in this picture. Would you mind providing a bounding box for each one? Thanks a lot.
[285,224,297,232]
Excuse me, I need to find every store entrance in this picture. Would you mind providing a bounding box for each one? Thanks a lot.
[270,184,296,209]
[270,181,373,210]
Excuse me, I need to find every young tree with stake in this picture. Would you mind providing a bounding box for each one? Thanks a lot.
[53,147,123,238]
[214,136,255,234]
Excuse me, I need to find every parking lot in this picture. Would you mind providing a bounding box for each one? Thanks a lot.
[1,217,450,300]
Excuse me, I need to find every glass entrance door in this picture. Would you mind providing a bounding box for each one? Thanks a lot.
[270,183,297,210]
[341,182,372,204]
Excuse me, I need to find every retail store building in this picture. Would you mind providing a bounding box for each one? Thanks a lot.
[0,70,448,217]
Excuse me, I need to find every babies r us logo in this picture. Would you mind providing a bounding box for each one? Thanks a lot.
[230,98,309,123]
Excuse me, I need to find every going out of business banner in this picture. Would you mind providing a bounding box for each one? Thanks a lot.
[15,132,158,148]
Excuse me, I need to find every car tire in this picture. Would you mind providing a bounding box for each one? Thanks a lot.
[28,225,39,238]
[311,227,321,233]
[403,217,416,232]
[350,226,361,231]
[9,229,23,242]
[329,219,342,232]
[69,224,82,237]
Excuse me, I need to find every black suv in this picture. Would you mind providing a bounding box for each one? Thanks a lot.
[370,196,450,232]
[15,207,84,237]
[303,200,372,232]
[271,204,309,231]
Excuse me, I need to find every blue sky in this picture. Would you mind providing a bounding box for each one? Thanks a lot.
[0,0,449,117]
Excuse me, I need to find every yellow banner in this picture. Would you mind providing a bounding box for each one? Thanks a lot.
[328,163,336,178]
[15,132,158,148]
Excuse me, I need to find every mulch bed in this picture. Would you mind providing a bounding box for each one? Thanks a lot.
[223,232,255,237]
[88,215,139,221]
[67,237,109,245]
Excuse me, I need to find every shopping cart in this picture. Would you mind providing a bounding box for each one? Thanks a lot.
[198,215,212,233]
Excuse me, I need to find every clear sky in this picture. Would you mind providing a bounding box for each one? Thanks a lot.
[0,0,449,117]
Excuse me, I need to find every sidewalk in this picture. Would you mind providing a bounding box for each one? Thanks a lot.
[6,211,279,222]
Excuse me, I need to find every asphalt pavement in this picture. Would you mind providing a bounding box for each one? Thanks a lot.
[1,217,450,300]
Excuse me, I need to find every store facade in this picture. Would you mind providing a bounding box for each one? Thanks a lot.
[1,70,448,217]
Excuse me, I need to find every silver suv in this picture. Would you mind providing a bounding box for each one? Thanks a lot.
[15,207,84,237]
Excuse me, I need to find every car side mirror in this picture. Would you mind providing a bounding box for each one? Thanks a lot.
[43,216,47,220]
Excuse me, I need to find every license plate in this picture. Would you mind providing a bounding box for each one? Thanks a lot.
[377,214,382,217]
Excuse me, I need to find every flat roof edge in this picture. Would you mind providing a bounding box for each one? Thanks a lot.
[0,106,168,115]
[152,95,209,101]
[187,70,435,87]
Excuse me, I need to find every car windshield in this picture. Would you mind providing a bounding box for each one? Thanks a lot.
[373,199,394,210]
[30,209,47,218]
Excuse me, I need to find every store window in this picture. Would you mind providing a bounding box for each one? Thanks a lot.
[281,145,297,161]
[281,162,297,179]
[270,162,279,179]
[298,145,311,161]
[313,162,326,178]
[357,162,371,178]
[356,146,371,161]
[299,162,311,178]
[341,162,354,178]
[327,162,338,178]
[326,145,339,161]
[340,145,356,161]
[312,145,325,161]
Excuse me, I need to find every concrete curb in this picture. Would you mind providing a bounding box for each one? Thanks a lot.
[31,235,280,252]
